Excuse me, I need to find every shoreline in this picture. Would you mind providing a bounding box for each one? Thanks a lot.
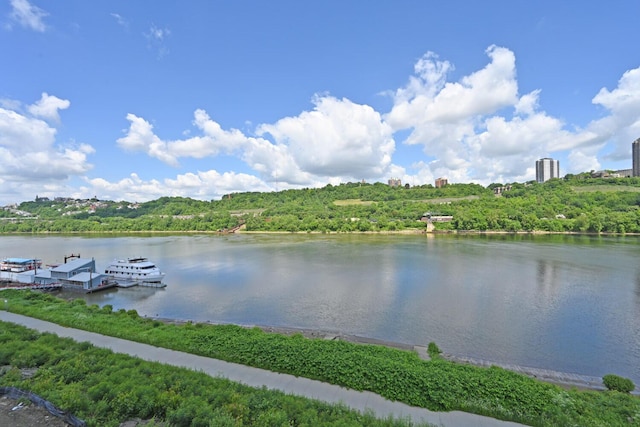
[0,294,624,393]
[256,324,610,392]
[151,315,614,393]
[1,297,631,394]
[2,229,640,236]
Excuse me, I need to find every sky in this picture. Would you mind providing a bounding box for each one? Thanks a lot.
[1,1,640,205]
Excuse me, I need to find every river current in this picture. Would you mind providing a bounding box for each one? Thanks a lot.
[1,233,639,384]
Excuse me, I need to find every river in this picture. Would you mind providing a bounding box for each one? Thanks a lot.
[1,233,639,384]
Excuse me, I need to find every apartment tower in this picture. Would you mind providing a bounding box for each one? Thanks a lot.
[633,138,640,177]
[536,158,560,183]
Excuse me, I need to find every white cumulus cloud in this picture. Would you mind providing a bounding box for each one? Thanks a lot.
[27,93,71,123]
[85,170,272,202]
[583,67,640,163]
[4,46,640,204]
[117,95,398,188]
[0,94,94,203]
[383,45,628,184]
[258,95,396,179]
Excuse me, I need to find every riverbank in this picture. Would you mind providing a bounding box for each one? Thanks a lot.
[0,310,526,427]
[7,300,607,392]
[3,289,639,427]
[2,227,639,235]
[254,326,610,392]
[151,315,610,393]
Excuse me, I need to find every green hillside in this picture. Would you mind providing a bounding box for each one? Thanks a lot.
[3,176,640,233]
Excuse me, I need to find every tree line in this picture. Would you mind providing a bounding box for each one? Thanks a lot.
[2,176,640,233]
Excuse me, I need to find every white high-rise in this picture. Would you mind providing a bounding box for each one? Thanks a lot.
[536,158,560,183]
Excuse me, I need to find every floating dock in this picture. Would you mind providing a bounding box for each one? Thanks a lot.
[115,280,166,289]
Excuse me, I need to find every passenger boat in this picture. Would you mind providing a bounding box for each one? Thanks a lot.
[104,257,165,284]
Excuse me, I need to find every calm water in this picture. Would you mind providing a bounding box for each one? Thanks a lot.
[1,233,639,384]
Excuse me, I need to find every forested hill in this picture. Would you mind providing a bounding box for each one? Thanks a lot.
[3,176,640,233]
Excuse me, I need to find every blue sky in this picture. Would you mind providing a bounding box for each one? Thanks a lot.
[1,1,639,205]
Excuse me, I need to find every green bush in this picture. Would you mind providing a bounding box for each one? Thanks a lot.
[603,374,635,393]
[427,342,442,358]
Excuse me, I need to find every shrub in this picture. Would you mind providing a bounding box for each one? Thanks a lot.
[603,374,635,393]
[427,342,442,358]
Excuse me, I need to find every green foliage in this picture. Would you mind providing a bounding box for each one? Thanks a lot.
[4,179,640,233]
[0,317,421,427]
[427,342,441,359]
[603,374,635,393]
[3,290,640,427]
[70,298,86,306]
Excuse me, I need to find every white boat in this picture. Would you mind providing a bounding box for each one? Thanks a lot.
[105,257,165,284]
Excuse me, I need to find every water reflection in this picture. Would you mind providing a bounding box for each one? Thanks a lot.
[2,233,639,384]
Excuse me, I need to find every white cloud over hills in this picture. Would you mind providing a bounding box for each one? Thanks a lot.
[0,94,93,199]
[1,46,640,205]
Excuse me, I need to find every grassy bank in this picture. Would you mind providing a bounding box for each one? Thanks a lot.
[0,320,424,427]
[2,290,640,426]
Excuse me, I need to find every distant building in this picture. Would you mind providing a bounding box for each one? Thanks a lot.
[420,213,453,223]
[536,158,560,183]
[493,185,512,195]
[388,178,402,187]
[633,138,640,177]
[592,169,633,179]
[435,177,448,188]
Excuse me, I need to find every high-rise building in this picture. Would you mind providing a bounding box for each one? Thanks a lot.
[633,138,640,177]
[536,158,560,183]
[435,177,448,188]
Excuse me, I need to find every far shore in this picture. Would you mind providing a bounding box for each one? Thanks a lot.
[2,228,639,236]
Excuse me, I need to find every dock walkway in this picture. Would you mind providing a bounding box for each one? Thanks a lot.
[0,311,524,427]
